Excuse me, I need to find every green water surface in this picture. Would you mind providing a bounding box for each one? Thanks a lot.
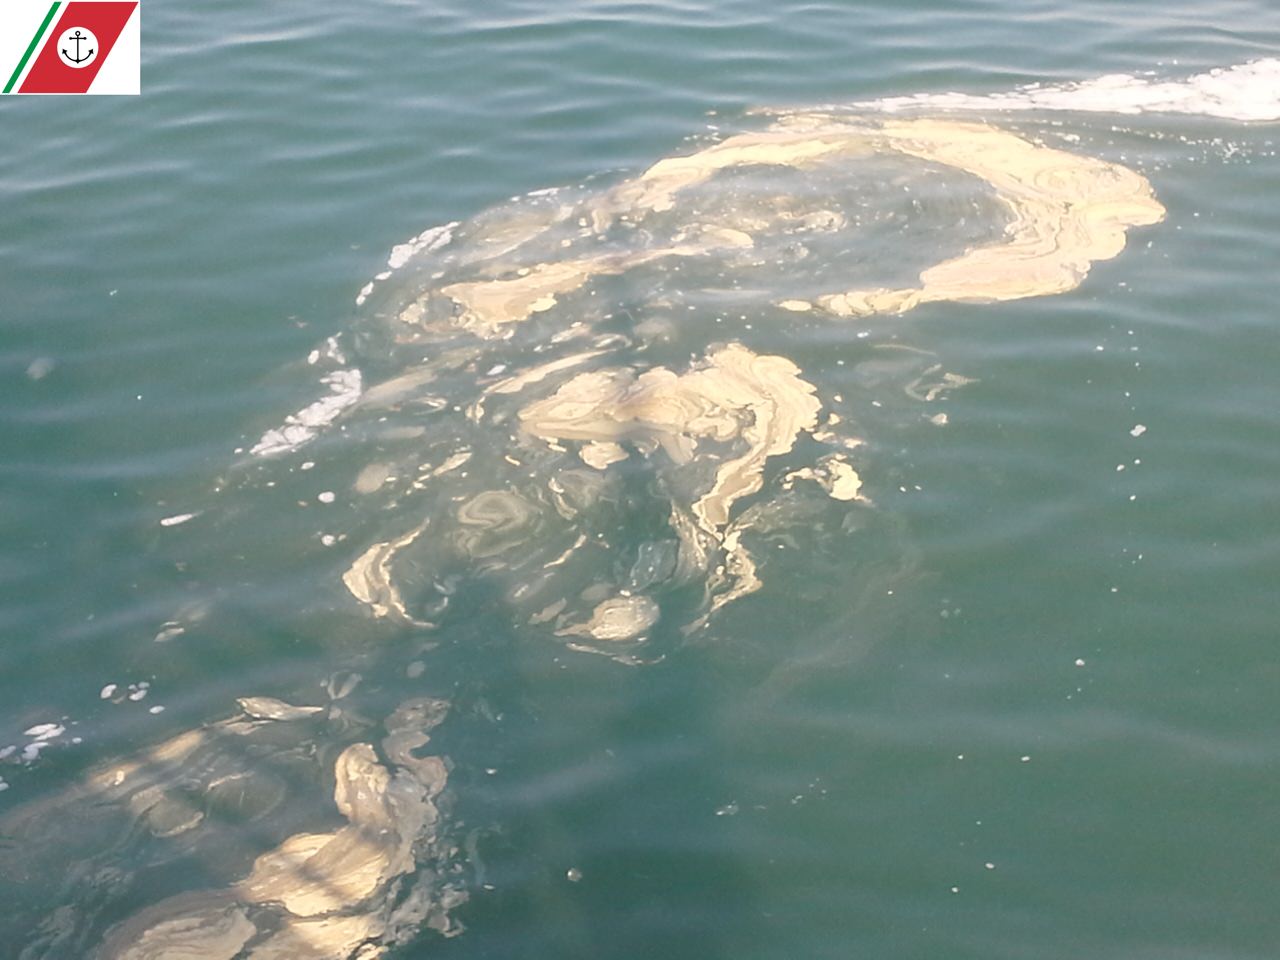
[2,1,1280,957]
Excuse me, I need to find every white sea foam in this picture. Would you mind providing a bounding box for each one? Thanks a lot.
[250,368,364,457]
[862,60,1280,122]
[23,723,65,741]
[387,221,457,270]
[356,221,459,305]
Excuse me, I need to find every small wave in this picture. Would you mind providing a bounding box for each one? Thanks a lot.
[859,60,1280,122]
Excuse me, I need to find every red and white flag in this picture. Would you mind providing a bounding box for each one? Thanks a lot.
[3,1,139,95]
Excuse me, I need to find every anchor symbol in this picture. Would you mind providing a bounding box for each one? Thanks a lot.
[61,30,94,65]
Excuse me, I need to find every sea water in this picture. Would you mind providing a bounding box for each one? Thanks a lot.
[2,1,1280,957]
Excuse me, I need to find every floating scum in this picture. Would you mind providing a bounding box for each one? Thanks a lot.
[3,105,1178,959]
[286,114,1165,655]
[387,116,1164,336]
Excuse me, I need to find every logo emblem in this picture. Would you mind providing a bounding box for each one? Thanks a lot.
[57,26,97,68]
[2,2,139,94]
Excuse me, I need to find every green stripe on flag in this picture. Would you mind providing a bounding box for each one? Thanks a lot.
[4,1,62,94]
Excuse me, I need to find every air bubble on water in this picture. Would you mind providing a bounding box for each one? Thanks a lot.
[154,623,184,643]
[25,357,56,380]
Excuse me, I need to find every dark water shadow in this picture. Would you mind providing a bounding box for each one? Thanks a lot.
[420,574,772,960]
